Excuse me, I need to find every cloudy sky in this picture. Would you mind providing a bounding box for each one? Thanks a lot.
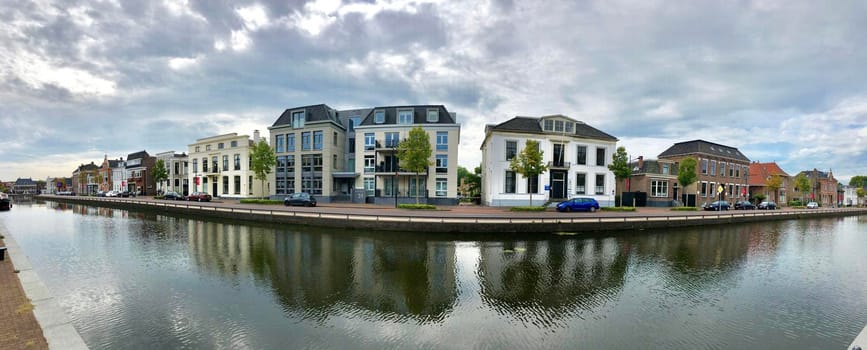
[1,0,866,184]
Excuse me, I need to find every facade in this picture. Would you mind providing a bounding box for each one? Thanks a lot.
[45,177,65,194]
[481,115,617,207]
[12,178,37,194]
[269,104,351,202]
[155,151,189,195]
[111,158,126,192]
[842,185,865,206]
[747,162,789,206]
[125,151,157,195]
[658,140,751,207]
[355,105,461,205]
[620,157,679,207]
[187,132,265,198]
[72,162,100,195]
[98,156,124,192]
[794,169,838,206]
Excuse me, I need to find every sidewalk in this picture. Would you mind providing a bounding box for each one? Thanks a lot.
[0,236,48,349]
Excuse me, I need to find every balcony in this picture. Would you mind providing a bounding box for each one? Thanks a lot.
[375,139,401,151]
[548,161,571,169]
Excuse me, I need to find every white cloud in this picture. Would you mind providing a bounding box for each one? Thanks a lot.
[230,30,252,51]
[2,51,116,97]
[237,4,270,31]
[168,56,200,71]
[163,0,207,22]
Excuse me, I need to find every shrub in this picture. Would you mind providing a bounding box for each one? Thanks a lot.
[509,206,547,212]
[791,206,806,209]
[601,206,636,212]
[398,204,437,210]
[671,207,698,211]
[788,200,803,207]
[240,199,283,205]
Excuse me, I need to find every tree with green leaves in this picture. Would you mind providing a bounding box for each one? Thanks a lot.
[677,157,698,205]
[94,173,104,192]
[608,146,632,207]
[857,188,865,207]
[78,171,87,194]
[850,176,867,188]
[753,193,766,203]
[250,139,276,199]
[397,126,433,204]
[510,139,547,206]
[794,174,811,203]
[765,174,783,204]
[151,159,168,194]
[458,165,481,199]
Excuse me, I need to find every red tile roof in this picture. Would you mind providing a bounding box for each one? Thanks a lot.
[748,162,789,186]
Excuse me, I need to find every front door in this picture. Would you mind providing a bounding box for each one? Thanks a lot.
[212,179,218,197]
[551,171,567,199]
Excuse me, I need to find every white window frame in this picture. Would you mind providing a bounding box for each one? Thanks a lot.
[436,178,447,196]
[292,110,305,129]
[427,109,439,122]
[398,109,413,125]
[374,110,385,124]
[651,179,669,197]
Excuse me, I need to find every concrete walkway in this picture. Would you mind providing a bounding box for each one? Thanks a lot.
[0,224,88,350]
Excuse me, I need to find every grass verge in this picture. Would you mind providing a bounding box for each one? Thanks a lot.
[398,204,437,210]
[509,206,547,212]
[602,207,636,212]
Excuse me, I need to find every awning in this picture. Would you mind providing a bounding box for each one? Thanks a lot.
[332,172,359,178]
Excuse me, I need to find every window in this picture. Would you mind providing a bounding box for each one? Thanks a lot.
[576,145,587,165]
[302,132,311,150]
[701,182,707,197]
[506,141,517,160]
[720,162,726,177]
[333,154,338,169]
[222,155,228,171]
[174,179,180,187]
[349,138,355,153]
[651,180,668,197]
[384,177,395,196]
[743,166,748,179]
[662,164,670,175]
[313,131,323,150]
[564,122,574,133]
[527,175,538,193]
[287,133,295,151]
[409,177,426,196]
[385,132,400,148]
[234,154,241,170]
[710,160,716,176]
[436,178,447,196]
[292,111,305,128]
[374,110,385,124]
[218,143,224,149]
[222,176,229,194]
[544,119,554,131]
[364,133,375,150]
[505,171,516,193]
[193,159,198,173]
[575,173,586,194]
[398,110,413,124]
[287,155,295,174]
[436,155,448,173]
[234,176,241,194]
[276,135,284,153]
[710,182,716,197]
[348,117,360,131]
[231,141,238,148]
[701,159,708,174]
[436,132,447,151]
[427,109,439,122]
[333,132,338,146]
[211,156,218,172]
[195,146,200,152]
[202,158,208,172]
[735,166,740,178]
[364,156,375,173]
[553,144,565,167]
[729,164,734,177]
[206,145,211,151]
[595,174,605,194]
[554,120,564,132]
[596,148,606,166]
[364,178,375,196]
[301,154,323,194]
[174,162,180,175]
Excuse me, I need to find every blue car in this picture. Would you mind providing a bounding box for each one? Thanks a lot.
[556,197,600,212]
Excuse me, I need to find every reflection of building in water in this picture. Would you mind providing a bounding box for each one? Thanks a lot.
[631,226,752,271]
[187,224,457,322]
[477,238,629,323]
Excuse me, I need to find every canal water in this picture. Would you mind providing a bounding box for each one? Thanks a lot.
[1,201,866,349]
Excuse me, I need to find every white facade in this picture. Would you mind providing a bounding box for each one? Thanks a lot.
[842,185,863,206]
[481,116,617,207]
[156,151,189,194]
[187,132,267,198]
[111,161,126,192]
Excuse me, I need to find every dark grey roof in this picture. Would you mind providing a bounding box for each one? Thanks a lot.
[796,170,831,179]
[658,140,750,162]
[359,105,456,126]
[76,163,99,172]
[487,116,618,141]
[14,178,36,186]
[108,159,122,168]
[127,150,150,160]
[272,104,341,127]
[628,159,679,176]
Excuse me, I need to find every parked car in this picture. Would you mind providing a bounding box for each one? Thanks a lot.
[105,190,120,197]
[556,197,600,212]
[758,201,777,210]
[734,201,756,210]
[162,191,185,200]
[703,201,730,211]
[806,201,819,209]
[119,190,131,198]
[284,192,317,207]
[96,191,106,197]
[187,192,212,202]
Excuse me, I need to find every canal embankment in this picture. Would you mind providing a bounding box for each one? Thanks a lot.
[36,195,867,233]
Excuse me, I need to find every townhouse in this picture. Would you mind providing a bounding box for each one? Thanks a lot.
[98,155,124,192]
[111,158,126,192]
[480,115,617,207]
[794,169,838,207]
[125,151,157,195]
[155,151,189,195]
[187,132,265,198]
[72,162,99,195]
[748,162,789,206]
[621,156,679,207]
[658,140,750,206]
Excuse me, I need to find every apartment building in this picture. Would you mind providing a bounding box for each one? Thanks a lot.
[658,140,751,206]
[188,132,265,198]
[155,151,189,195]
[125,151,156,195]
[480,115,617,207]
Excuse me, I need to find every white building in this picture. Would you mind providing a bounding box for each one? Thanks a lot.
[111,158,126,192]
[187,132,267,198]
[155,151,189,195]
[842,185,864,206]
[480,115,617,207]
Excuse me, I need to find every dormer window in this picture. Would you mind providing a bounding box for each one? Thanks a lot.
[427,109,438,122]
[292,110,305,128]
[554,120,564,132]
[564,122,574,133]
[375,110,385,124]
[543,119,554,131]
[398,110,413,124]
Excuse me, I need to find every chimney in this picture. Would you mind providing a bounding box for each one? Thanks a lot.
[637,156,644,170]
[253,130,260,143]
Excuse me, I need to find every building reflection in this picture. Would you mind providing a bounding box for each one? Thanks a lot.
[477,238,630,324]
[185,222,457,323]
[630,225,753,272]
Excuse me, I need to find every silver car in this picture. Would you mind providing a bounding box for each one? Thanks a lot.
[806,201,819,209]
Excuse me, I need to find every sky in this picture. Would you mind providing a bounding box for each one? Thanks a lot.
[1,0,866,185]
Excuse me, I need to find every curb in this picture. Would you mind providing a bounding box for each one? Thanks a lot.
[0,224,88,350]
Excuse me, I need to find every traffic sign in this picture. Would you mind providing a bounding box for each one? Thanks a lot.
[717,185,724,194]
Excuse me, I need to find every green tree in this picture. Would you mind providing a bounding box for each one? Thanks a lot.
[95,173,104,192]
[607,146,632,207]
[850,176,867,188]
[151,159,168,193]
[78,171,87,194]
[794,174,811,202]
[677,157,698,205]
[765,174,783,203]
[753,193,766,203]
[857,188,865,207]
[510,139,547,206]
[458,165,481,198]
[397,126,433,204]
[250,139,276,199]
[0,182,7,193]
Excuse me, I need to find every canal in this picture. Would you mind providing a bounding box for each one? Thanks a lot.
[1,201,866,349]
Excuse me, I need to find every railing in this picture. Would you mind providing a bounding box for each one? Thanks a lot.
[548,161,571,168]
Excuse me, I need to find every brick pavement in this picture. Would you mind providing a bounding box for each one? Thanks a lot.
[0,237,48,350]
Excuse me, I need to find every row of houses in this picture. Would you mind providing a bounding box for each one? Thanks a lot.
[46,103,847,207]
